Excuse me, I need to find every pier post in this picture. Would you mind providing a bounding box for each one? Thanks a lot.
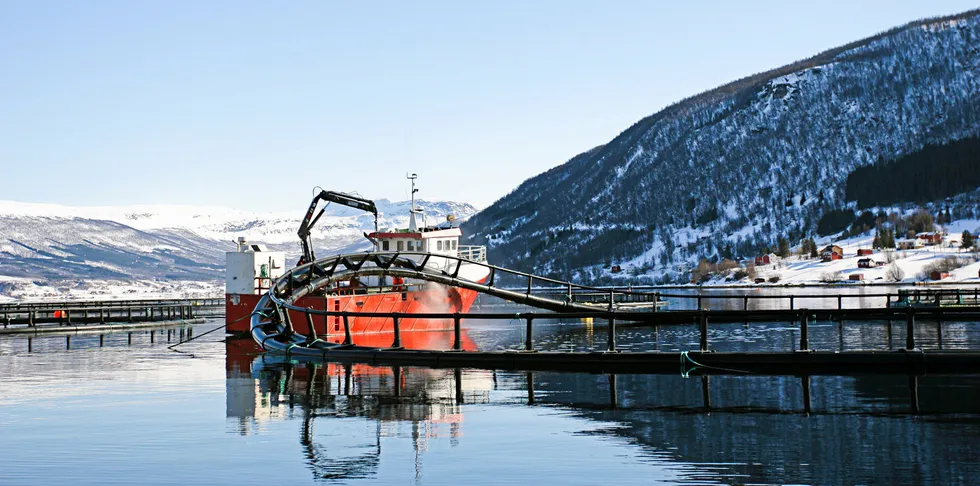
[524,316,534,352]
[699,311,709,352]
[150,330,155,343]
[452,314,462,351]
[743,296,749,311]
[790,296,795,310]
[65,310,70,325]
[66,335,70,350]
[28,311,34,327]
[127,308,132,322]
[697,294,702,310]
[128,333,132,345]
[342,315,352,346]
[28,336,32,353]
[837,295,842,310]
[99,335,104,347]
[391,314,402,349]
[905,310,916,350]
[798,310,809,352]
[99,308,104,323]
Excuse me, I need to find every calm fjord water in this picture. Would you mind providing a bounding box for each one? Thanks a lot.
[1,314,980,485]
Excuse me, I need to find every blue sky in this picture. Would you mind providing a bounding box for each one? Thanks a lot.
[2,1,977,211]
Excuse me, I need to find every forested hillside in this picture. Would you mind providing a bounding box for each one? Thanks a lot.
[462,10,980,283]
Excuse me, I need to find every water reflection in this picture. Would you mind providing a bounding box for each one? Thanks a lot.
[226,342,494,482]
[228,338,980,485]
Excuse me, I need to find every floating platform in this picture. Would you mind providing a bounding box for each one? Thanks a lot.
[0,298,223,331]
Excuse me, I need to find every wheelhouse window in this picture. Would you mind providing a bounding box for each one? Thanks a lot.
[407,241,414,251]
[397,240,404,251]
[452,240,457,250]
[437,240,443,251]
[382,241,390,251]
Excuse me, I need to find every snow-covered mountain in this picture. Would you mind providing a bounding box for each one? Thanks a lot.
[0,198,477,283]
[462,9,980,284]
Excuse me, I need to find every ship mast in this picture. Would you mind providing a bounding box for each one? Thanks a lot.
[407,173,422,231]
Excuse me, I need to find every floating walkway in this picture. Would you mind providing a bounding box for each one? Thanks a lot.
[0,297,223,332]
[247,252,980,375]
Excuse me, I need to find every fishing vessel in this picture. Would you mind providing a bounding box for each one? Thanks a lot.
[224,175,490,340]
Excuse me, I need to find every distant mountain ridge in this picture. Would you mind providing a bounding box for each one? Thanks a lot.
[0,198,477,282]
[462,9,980,283]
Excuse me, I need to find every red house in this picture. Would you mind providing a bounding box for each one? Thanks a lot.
[754,255,771,265]
[857,249,873,256]
[849,273,864,281]
[821,252,842,262]
[916,232,944,245]
[931,271,950,281]
[610,265,622,273]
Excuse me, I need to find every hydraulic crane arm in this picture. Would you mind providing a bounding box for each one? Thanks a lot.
[298,190,378,264]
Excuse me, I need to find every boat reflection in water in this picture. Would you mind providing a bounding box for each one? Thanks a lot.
[225,331,980,484]
[225,336,492,481]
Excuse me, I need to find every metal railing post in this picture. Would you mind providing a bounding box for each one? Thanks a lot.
[905,309,915,350]
[699,311,709,352]
[798,310,809,352]
[524,316,534,352]
[391,314,402,348]
[342,314,352,345]
[452,313,462,351]
[306,311,318,341]
[607,290,616,352]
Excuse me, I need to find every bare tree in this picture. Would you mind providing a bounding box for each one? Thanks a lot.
[885,263,905,282]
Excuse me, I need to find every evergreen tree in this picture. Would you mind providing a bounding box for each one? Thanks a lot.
[884,228,896,249]
[962,230,974,249]
[808,238,818,258]
[872,229,881,249]
[776,237,790,258]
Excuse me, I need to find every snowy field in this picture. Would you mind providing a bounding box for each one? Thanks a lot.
[704,219,980,286]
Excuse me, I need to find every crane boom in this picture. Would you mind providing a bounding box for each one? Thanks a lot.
[298,190,378,264]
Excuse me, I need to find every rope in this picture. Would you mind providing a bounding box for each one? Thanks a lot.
[168,309,260,350]
[679,350,753,376]
[167,321,228,349]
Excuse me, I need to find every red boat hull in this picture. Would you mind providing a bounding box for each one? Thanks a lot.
[225,283,482,341]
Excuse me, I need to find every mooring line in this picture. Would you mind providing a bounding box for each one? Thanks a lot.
[167,312,252,350]
[679,350,753,376]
